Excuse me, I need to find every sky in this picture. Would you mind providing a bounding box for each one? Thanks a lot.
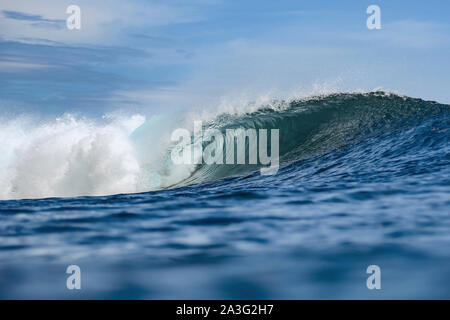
[1,0,450,117]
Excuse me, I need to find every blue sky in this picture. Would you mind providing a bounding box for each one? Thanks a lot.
[1,0,450,117]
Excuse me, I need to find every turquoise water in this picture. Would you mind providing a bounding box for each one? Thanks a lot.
[0,92,449,299]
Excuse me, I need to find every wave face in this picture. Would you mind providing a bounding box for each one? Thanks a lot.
[1,91,450,298]
[177,92,449,186]
[0,91,448,200]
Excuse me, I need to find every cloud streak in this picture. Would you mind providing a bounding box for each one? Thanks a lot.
[3,10,64,23]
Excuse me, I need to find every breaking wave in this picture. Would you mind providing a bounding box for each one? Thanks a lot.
[1,91,448,200]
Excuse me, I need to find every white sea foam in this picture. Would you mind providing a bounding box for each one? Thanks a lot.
[0,114,147,199]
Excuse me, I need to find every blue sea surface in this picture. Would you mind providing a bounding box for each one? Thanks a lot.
[0,93,449,299]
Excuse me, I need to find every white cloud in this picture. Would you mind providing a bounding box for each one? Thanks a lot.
[0,59,53,70]
[0,0,213,45]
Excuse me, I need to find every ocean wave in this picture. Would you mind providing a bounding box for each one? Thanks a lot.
[171,91,449,186]
[1,91,448,200]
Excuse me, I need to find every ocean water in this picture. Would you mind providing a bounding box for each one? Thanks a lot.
[0,92,449,299]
